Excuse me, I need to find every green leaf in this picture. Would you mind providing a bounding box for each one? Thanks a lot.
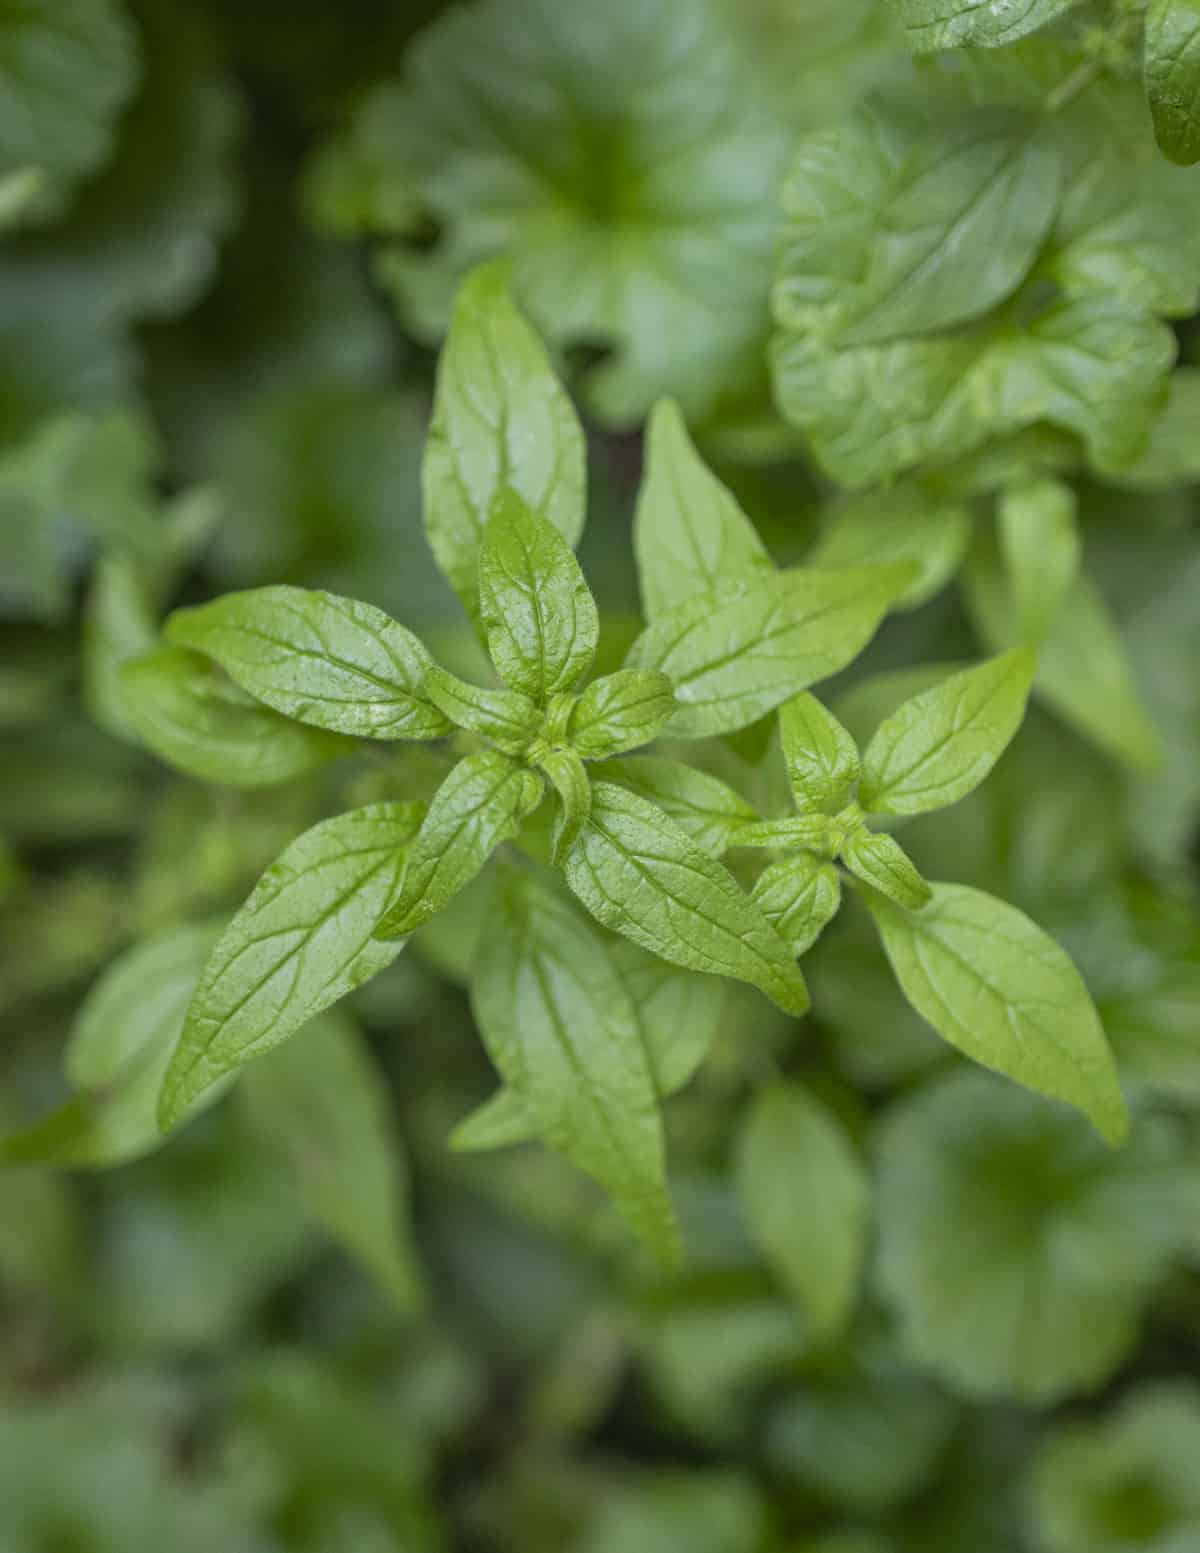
[1028,1381,1200,1553]
[478,487,598,700]
[562,782,810,1016]
[626,566,912,739]
[772,295,1176,489]
[750,854,841,956]
[425,663,541,753]
[776,104,1058,345]
[598,757,757,856]
[888,0,1080,50]
[158,803,424,1129]
[810,484,971,610]
[964,540,1163,772]
[0,921,225,1169]
[121,645,348,788]
[1146,0,1200,165]
[731,815,838,853]
[736,1082,869,1341]
[877,1071,1198,1402]
[779,693,862,815]
[634,400,772,620]
[239,1010,424,1311]
[997,478,1080,646]
[571,671,675,760]
[375,751,544,938]
[864,882,1128,1143]
[450,1086,537,1153]
[859,650,1036,815]
[0,0,140,216]
[843,830,932,911]
[1114,368,1200,488]
[538,745,592,863]
[422,261,585,625]
[166,585,452,741]
[470,867,677,1259]
[83,555,158,739]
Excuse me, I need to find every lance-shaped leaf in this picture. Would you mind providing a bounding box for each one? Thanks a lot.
[634,399,772,620]
[470,867,678,1259]
[998,479,1080,647]
[158,803,424,1129]
[563,782,810,1016]
[1146,0,1200,166]
[121,646,348,788]
[858,650,1036,816]
[425,663,540,753]
[239,1010,424,1312]
[0,921,225,1169]
[423,261,585,624]
[626,566,912,739]
[166,586,452,741]
[887,0,1081,51]
[538,745,592,863]
[375,751,543,938]
[736,1082,870,1340]
[599,757,757,857]
[864,882,1129,1144]
[478,488,599,701]
[751,854,841,956]
[571,670,675,760]
[843,829,932,912]
[779,693,861,814]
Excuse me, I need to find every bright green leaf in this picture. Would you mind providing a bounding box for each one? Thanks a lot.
[538,745,592,863]
[750,854,841,956]
[998,478,1080,646]
[1146,0,1200,165]
[597,757,757,856]
[888,0,1081,51]
[426,663,541,753]
[843,830,932,911]
[779,692,862,815]
[571,671,675,760]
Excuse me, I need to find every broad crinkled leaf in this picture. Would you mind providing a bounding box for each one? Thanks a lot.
[859,649,1036,815]
[478,488,598,700]
[736,1082,869,1340]
[877,1071,1199,1402]
[626,566,912,738]
[366,0,791,422]
[1146,0,1200,166]
[470,867,678,1259]
[375,750,544,938]
[422,262,585,625]
[634,399,772,620]
[598,756,757,855]
[239,1010,424,1311]
[776,103,1058,346]
[888,0,1081,51]
[810,484,971,610]
[121,645,349,787]
[166,585,452,741]
[570,670,676,759]
[779,693,861,815]
[865,881,1128,1143]
[563,781,810,1015]
[158,802,424,1128]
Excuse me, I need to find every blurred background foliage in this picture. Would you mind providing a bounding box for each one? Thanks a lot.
[1,1,1198,1550]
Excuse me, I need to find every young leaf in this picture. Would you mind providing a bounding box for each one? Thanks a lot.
[779,693,861,815]
[626,566,912,739]
[842,830,932,912]
[735,1082,869,1341]
[570,670,675,760]
[538,745,592,863]
[121,646,348,788]
[158,803,424,1129]
[750,855,841,956]
[634,399,771,620]
[1146,0,1200,165]
[998,479,1080,647]
[470,867,678,1260]
[423,261,585,624]
[375,751,544,938]
[166,586,452,741]
[239,1010,424,1312]
[562,782,810,1016]
[0,921,225,1169]
[730,815,837,854]
[810,485,971,610]
[426,663,540,753]
[598,757,757,857]
[858,650,1036,816]
[478,487,599,701]
[887,0,1080,50]
[864,882,1129,1144]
